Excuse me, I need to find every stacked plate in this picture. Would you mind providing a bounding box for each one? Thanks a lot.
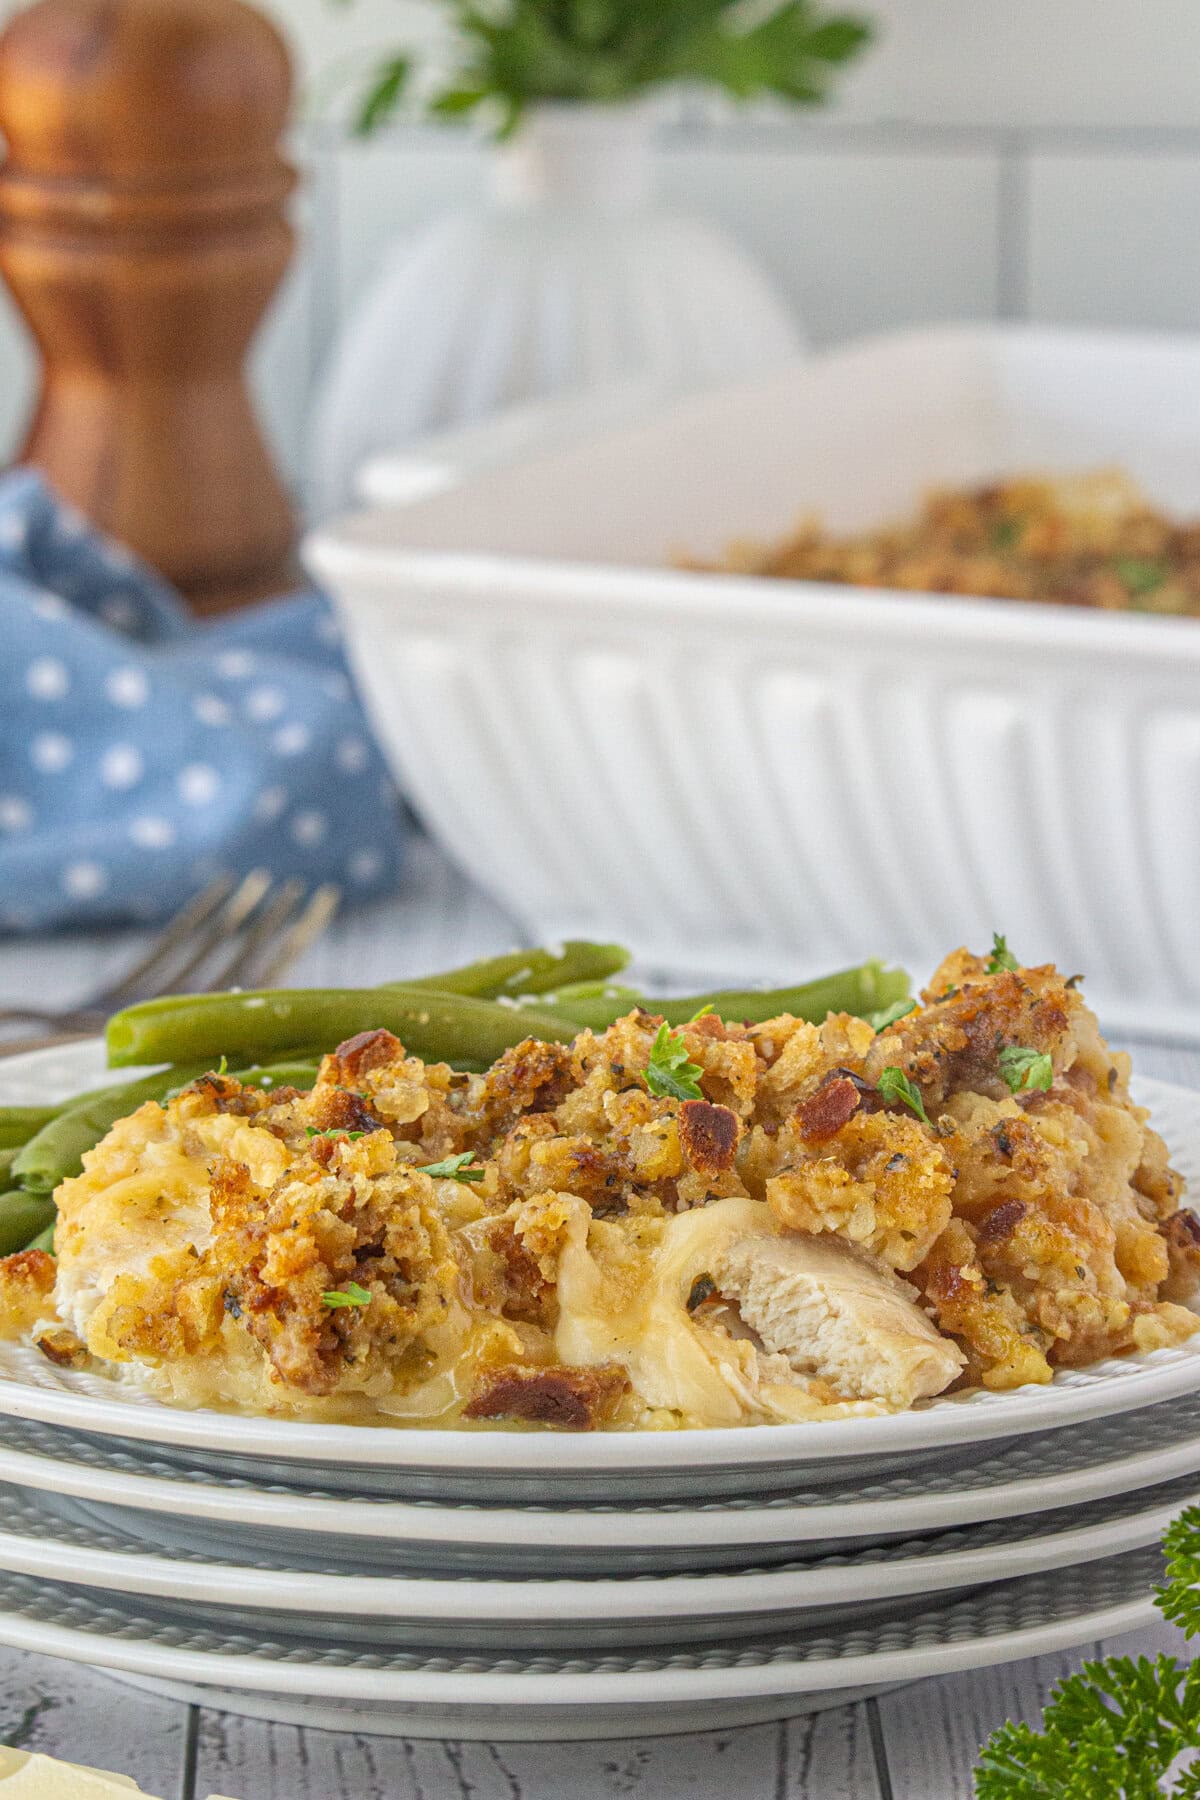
[0,1043,1198,1740]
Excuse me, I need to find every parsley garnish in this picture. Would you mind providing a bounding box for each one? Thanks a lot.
[420,1152,485,1182]
[998,1044,1053,1094]
[322,1282,372,1309]
[989,517,1021,550]
[876,1066,928,1124]
[688,1002,716,1023]
[1115,555,1167,600]
[986,932,1019,974]
[868,999,916,1034]
[307,1127,364,1140]
[975,1503,1200,1794]
[645,1023,704,1101]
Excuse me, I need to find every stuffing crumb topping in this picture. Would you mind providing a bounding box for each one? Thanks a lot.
[2,951,1196,1429]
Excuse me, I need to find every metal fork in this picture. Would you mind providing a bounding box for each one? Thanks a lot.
[0,871,341,1040]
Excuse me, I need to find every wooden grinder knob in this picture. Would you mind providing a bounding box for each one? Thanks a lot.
[0,0,299,613]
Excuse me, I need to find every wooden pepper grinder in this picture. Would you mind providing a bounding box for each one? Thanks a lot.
[0,0,298,613]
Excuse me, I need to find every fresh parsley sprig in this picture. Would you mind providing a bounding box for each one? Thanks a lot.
[322,1281,372,1310]
[343,0,873,141]
[645,1023,704,1102]
[868,999,916,1035]
[976,1653,1200,1797]
[876,1066,928,1124]
[307,1126,365,1140]
[419,1152,486,1183]
[998,1045,1054,1096]
[987,932,1019,974]
[975,1504,1200,1795]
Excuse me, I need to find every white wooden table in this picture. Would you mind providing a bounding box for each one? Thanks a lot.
[0,834,1194,1800]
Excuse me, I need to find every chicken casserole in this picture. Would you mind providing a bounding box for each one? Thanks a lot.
[1,944,1196,1431]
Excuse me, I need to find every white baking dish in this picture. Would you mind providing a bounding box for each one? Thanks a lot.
[306,324,1200,1039]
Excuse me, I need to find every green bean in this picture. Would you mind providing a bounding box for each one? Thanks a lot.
[409,942,630,1000]
[13,1058,326,1198]
[12,1066,209,1194]
[0,1105,63,1149]
[231,1062,320,1092]
[547,962,912,1033]
[106,988,579,1073]
[0,1082,149,1150]
[25,1222,54,1255]
[0,1190,56,1256]
[541,980,644,1006]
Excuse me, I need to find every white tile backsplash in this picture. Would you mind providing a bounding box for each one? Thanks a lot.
[263,0,1200,133]
[656,145,1001,345]
[1029,153,1200,332]
[3,0,1200,504]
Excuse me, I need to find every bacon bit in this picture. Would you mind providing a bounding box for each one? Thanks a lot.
[333,1029,404,1080]
[1162,1209,1200,1252]
[36,1327,86,1368]
[309,1088,381,1136]
[978,1199,1028,1246]
[463,1363,630,1430]
[677,1100,740,1176]
[795,1074,864,1144]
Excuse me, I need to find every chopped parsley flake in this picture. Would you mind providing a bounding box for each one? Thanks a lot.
[322,1282,372,1309]
[986,932,1019,974]
[998,1044,1054,1095]
[688,1002,716,1023]
[420,1152,485,1182]
[877,1066,928,1124]
[645,1023,704,1102]
[1115,555,1167,599]
[307,1127,364,1140]
[868,999,916,1034]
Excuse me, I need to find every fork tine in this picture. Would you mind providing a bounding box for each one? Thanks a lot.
[250,883,341,988]
[154,869,275,996]
[207,878,307,992]
[93,874,237,1010]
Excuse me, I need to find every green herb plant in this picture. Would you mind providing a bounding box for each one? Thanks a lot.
[337,0,873,139]
[974,1502,1200,1795]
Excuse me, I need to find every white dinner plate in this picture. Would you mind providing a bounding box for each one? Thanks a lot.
[0,1548,1163,1739]
[4,1393,1200,1577]
[1,1474,1193,1652]
[3,1042,1200,1500]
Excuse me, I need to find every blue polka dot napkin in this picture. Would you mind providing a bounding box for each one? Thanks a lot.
[0,470,406,930]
